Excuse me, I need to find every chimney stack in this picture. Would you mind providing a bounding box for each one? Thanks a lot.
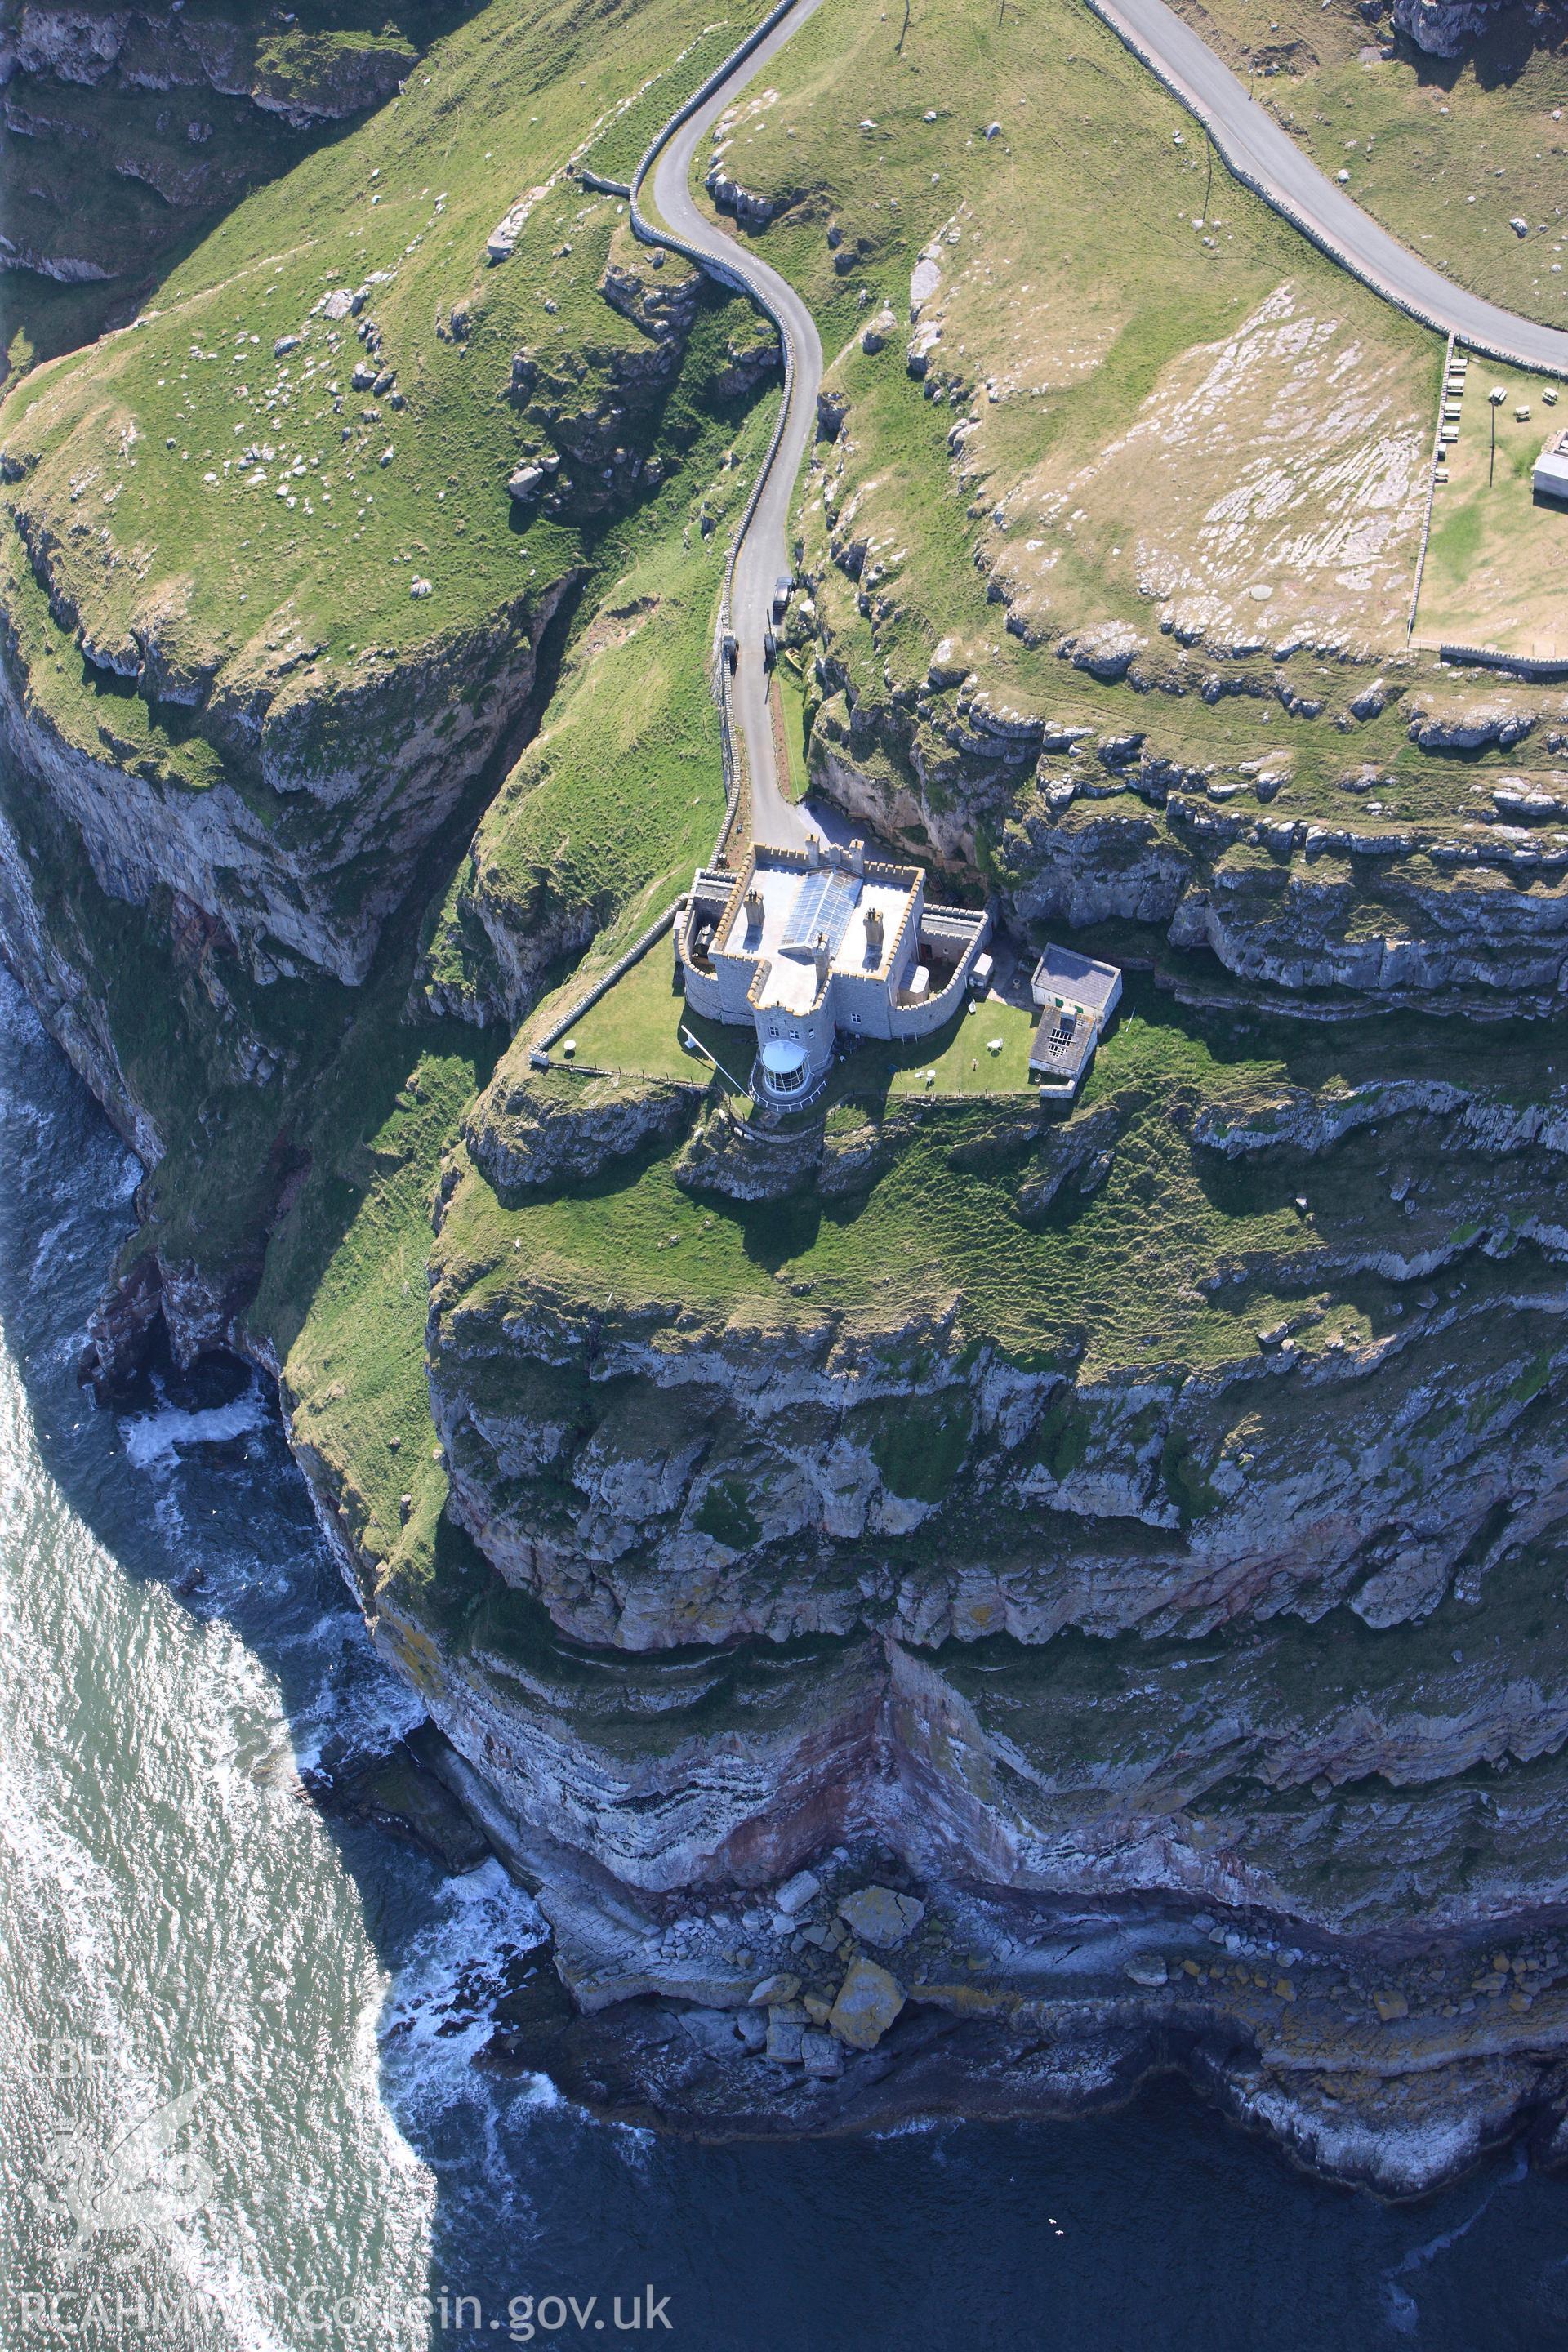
[864,906,884,963]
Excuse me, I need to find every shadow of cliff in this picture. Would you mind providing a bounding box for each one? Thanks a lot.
[1394,7,1566,96]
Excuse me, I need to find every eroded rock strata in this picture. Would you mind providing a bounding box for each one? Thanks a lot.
[278,1045,1568,2192]
[16,730,1568,2189]
[8,0,1568,2200]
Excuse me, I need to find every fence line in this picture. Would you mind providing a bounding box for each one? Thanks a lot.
[1438,641,1568,683]
[1408,331,1454,644]
[532,898,685,1058]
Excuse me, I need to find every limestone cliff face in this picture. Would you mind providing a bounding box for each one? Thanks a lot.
[809,685,1568,1014]
[0,5,415,124]
[294,1339,1568,2200]
[11,668,1568,2194]
[0,2,429,300]
[1391,0,1511,55]
[466,1065,702,1198]
[431,1258,1568,1651]
[428,1069,1568,1652]
[0,768,159,1159]
[0,574,572,982]
[393,1050,1568,2142]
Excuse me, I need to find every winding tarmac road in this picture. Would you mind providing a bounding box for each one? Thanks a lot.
[626,0,1568,856]
[633,0,829,849]
[1086,0,1568,373]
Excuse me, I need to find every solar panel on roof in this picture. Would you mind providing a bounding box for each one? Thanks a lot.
[782,870,861,957]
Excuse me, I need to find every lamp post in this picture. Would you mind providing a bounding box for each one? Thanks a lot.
[1490,385,1506,487]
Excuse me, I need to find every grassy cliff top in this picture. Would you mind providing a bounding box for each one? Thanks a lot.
[0,0,742,756]
[430,977,1568,1376]
[1169,0,1568,333]
[702,0,1437,696]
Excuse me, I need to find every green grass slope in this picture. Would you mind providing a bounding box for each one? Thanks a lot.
[0,0,762,761]
[421,332,780,1022]
[0,0,784,1597]
[682,0,1437,793]
[1169,0,1568,332]
[435,978,1568,1374]
[0,0,459,381]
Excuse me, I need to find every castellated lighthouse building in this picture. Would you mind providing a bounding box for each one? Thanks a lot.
[677,838,991,1102]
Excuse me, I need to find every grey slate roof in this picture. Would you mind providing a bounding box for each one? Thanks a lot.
[1033,942,1121,1018]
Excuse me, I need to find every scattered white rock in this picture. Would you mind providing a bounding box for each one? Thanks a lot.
[906,319,942,377]
[775,1869,821,1917]
[910,241,944,311]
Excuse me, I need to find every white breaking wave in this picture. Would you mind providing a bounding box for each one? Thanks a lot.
[120,1390,269,1469]
[1381,2141,1530,2334]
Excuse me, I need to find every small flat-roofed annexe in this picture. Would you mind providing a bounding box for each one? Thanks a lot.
[1535,430,1568,501]
[1027,942,1122,1094]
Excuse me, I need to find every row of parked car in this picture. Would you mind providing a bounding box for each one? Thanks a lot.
[721,574,794,670]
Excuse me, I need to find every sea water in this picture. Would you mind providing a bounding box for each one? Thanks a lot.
[1,966,1566,2352]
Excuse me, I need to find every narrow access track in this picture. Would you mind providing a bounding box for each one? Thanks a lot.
[630,0,827,852]
[624,0,1568,859]
[1083,0,1568,374]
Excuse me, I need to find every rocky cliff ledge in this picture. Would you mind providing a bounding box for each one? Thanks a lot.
[258,1036,1564,2192]
[7,0,1568,2196]
[0,0,443,348]
[806,672,1568,1019]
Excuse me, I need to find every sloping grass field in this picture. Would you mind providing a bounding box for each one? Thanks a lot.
[0,0,764,739]
[707,0,1438,697]
[441,976,1568,1380]
[1171,0,1568,334]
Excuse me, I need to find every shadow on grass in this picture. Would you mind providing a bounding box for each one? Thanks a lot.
[0,0,487,381]
[1397,11,1562,95]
